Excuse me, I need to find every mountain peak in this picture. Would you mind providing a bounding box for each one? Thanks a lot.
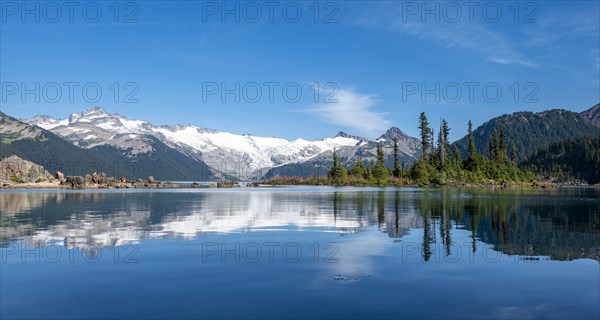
[22,114,67,130]
[79,106,108,117]
[21,114,56,122]
[335,131,351,138]
[68,107,114,124]
[377,127,412,141]
[334,131,367,142]
[83,106,106,113]
[580,103,600,128]
[386,127,406,135]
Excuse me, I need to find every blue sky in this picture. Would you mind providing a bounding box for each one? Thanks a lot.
[1,0,599,141]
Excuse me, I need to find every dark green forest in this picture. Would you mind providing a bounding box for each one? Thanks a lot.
[266,107,600,186]
[266,113,537,186]
[452,109,600,162]
[3,106,600,185]
[0,112,214,181]
[522,137,600,184]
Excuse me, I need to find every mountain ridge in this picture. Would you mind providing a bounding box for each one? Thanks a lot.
[11,103,600,180]
[1,112,215,180]
[579,103,600,128]
[21,107,421,179]
[452,105,600,162]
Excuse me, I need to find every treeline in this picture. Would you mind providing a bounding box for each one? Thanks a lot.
[265,113,536,186]
[521,136,600,184]
[452,109,600,162]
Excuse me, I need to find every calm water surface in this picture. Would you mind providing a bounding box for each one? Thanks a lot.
[1,187,599,319]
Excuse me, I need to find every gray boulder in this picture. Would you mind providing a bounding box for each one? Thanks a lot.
[65,176,85,187]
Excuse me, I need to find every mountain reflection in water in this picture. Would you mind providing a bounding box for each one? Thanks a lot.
[1,187,598,261]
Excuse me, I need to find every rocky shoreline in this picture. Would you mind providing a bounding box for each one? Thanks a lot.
[0,155,230,189]
[0,156,592,190]
[0,172,216,189]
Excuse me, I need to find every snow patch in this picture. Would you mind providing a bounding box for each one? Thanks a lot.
[22,107,378,176]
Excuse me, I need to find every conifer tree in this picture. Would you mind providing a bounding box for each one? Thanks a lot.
[465,120,479,171]
[366,159,376,181]
[364,167,372,180]
[467,120,477,158]
[430,128,435,155]
[329,148,338,177]
[437,119,450,168]
[329,148,347,181]
[437,127,444,167]
[510,140,517,163]
[376,142,385,165]
[489,130,499,161]
[349,158,366,177]
[393,139,401,178]
[498,125,507,162]
[452,145,461,167]
[372,143,388,183]
[418,112,431,159]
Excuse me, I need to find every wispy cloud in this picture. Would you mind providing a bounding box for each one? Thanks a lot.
[516,5,599,85]
[310,89,391,137]
[521,6,600,48]
[355,6,536,67]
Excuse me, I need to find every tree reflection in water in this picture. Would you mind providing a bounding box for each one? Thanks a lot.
[1,188,598,261]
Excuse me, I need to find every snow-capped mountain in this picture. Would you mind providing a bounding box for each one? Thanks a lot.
[26,107,156,155]
[23,107,420,180]
[1,111,215,181]
[23,115,69,130]
[262,128,421,179]
[152,123,364,178]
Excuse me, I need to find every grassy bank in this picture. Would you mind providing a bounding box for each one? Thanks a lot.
[260,176,552,188]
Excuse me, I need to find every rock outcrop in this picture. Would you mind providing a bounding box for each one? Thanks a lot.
[0,155,55,184]
[0,155,208,189]
[55,171,65,182]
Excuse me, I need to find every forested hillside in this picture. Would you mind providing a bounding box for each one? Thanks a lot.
[521,137,600,184]
[579,103,600,127]
[1,112,214,180]
[452,109,600,162]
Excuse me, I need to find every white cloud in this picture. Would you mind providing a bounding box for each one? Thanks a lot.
[521,6,600,48]
[402,22,534,67]
[311,89,391,137]
[356,6,536,67]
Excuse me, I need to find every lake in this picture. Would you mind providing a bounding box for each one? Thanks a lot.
[1,187,599,319]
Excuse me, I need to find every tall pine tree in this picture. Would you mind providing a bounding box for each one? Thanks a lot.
[510,140,517,163]
[489,130,499,161]
[498,125,507,162]
[372,143,388,183]
[393,139,401,178]
[418,112,431,159]
[465,120,479,171]
[329,148,347,181]
[437,119,450,168]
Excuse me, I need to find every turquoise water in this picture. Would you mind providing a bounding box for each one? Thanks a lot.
[1,187,599,319]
